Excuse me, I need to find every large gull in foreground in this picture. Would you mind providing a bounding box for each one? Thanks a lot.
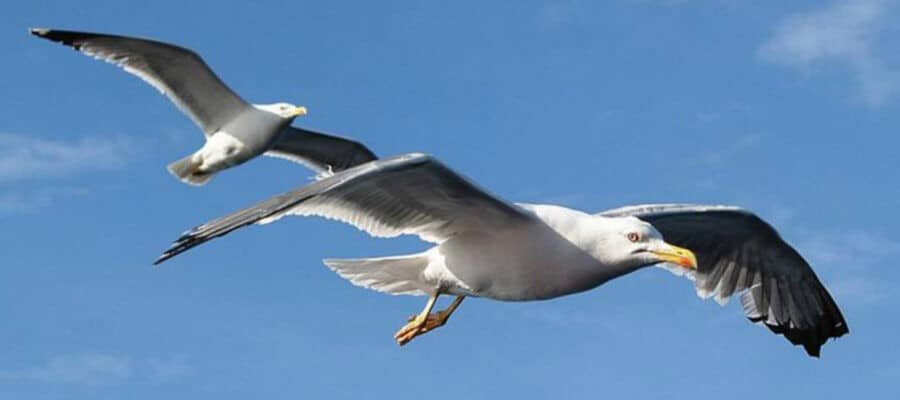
[30,28,376,185]
[155,154,848,356]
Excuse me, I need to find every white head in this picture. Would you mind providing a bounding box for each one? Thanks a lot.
[587,216,697,272]
[254,102,308,119]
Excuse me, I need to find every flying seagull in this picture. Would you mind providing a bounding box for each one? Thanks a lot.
[30,28,376,185]
[154,154,848,356]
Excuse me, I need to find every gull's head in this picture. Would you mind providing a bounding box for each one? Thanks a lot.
[590,216,697,272]
[255,102,308,119]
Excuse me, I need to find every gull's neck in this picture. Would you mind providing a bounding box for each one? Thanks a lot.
[518,202,646,275]
[511,203,630,297]
[252,103,281,116]
[517,203,604,254]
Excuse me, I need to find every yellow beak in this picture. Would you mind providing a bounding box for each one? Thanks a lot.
[292,106,308,117]
[651,243,698,269]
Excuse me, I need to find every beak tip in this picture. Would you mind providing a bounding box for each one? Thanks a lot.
[654,244,698,270]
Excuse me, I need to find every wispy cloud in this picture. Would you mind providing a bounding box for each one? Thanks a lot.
[0,353,132,385]
[701,133,761,166]
[147,356,192,380]
[794,228,900,305]
[694,103,754,125]
[0,133,136,217]
[629,0,689,7]
[538,0,583,30]
[0,191,54,216]
[0,188,90,217]
[0,353,193,385]
[797,229,900,271]
[627,0,742,8]
[826,276,888,306]
[876,365,900,378]
[695,111,723,124]
[683,132,763,191]
[0,133,134,182]
[758,0,899,107]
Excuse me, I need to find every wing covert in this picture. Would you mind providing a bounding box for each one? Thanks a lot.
[156,153,533,263]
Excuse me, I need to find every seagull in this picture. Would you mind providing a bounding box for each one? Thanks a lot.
[30,28,376,185]
[154,153,848,356]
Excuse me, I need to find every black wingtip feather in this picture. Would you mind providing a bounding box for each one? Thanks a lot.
[152,230,202,265]
[755,294,849,358]
[29,28,91,49]
[29,27,49,36]
[806,344,821,358]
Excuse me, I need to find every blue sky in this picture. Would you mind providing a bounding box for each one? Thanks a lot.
[2,0,898,398]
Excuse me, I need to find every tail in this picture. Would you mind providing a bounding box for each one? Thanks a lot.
[167,154,213,186]
[323,253,431,296]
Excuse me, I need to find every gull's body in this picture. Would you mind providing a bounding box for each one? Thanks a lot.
[156,154,847,356]
[31,28,376,185]
[337,204,651,302]
[419,204,614,301]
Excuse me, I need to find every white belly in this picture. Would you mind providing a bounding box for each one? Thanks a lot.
[424,225,608,301]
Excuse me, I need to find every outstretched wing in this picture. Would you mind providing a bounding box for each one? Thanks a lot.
[599,204,848,357]
[155,153,534,264]
[266,126,377,173]
[31,28,249,135]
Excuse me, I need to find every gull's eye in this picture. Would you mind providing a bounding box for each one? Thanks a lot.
[626,232,641,243]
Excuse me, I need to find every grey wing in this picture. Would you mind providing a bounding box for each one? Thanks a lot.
[31,28,249,135]
[265,126,377,173]
[155,153,533,264]
[599,204,848,357]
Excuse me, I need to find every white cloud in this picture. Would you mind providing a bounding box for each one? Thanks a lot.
[701,133,761,166]
[147,356,192,380]
[797,228,900,271]
[0,133,133,182]
[626,0,690,7]
[0,353,193,385]
[0,353,132,385]
[758,0,900,106]
[0,133,135,217]
[827,276,888,305]
[793,228,900,305]
[684,133,763,191]
[876,365,900,378]
[0,188,88,217]
[0,191,53,216]
[539,0,583,30]
[695,111,723,124]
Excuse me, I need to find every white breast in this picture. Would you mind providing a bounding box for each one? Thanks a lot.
[427,216,608,301]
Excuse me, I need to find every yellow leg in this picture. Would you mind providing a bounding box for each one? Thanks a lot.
[419,296,465,333]
[394,291,440,346]
[394,295,466,346]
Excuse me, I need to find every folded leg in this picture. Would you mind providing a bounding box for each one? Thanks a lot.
[394,294,466,346]
[394,290,439,346]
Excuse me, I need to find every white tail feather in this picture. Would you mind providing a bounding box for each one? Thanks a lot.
[167,154,213,186]
[323,253,430,296]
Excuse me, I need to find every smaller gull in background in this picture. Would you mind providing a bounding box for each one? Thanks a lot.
[30,28,376,185]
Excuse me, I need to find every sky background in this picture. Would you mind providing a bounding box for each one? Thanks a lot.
[2,0,899,398]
